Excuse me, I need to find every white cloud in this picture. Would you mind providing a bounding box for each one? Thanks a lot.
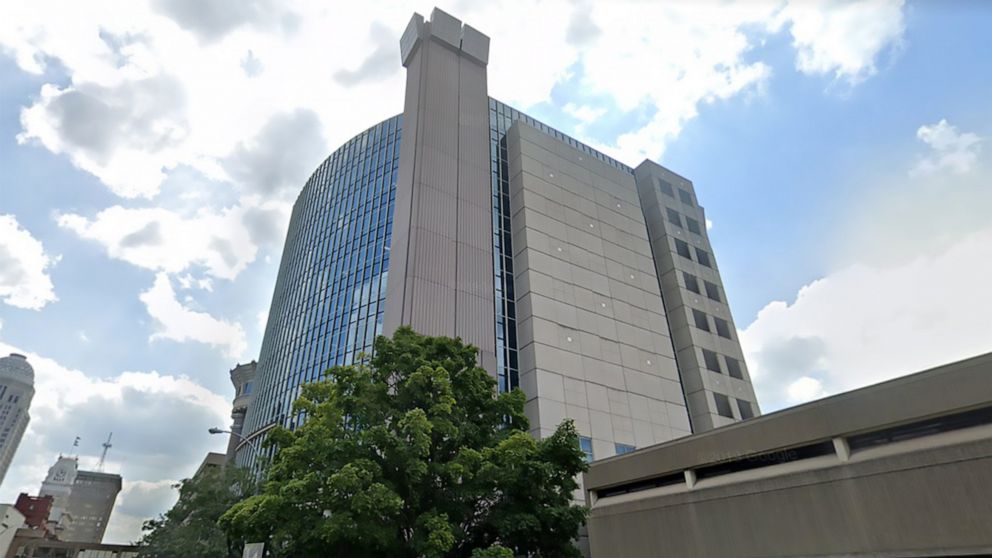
[1,0,908,202]
[573,2,776,163]
[912,118,983,176]
[18,77,190,199]
[140,273,247,359]
[741,227,992,411]
[0,339,230,544]
[786,376,827,402]
[0,214,58,310]
[563,103,607,124]
[775,0,905,84]
[177,273,214,292]
[1,0,393,200]
[57,199,288,281]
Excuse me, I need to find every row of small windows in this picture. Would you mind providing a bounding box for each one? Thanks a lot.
[579,436,637,463]
[691,309,733,340]
[674,238,712,268]
[701,349,745,380]
[666,207,703,236]
[683,272,721,303]
[657,177,695,208]
[714,393,754,420]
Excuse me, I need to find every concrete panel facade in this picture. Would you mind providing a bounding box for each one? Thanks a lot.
[584,353,992,558]
[507,122,692,468]
[634,161,759,432]
[384,8,496,373]
[63,470,121,544]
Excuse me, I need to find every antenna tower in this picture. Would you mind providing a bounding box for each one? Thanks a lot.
[97,432,113,471]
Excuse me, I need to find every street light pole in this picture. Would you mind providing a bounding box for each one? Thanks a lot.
[208,427,263,459]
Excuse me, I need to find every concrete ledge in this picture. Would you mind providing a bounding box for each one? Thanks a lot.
[585,352,992,492]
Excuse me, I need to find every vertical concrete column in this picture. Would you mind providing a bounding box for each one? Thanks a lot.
[383,9,497,374]
[833,437,851,462]
[633,160,761,432]
[684,469,697,489]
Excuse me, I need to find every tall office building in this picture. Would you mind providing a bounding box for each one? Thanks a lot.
[38,455,121,543]
[238,8,758,465]
[0,353,34,485]
[64,470,121,543]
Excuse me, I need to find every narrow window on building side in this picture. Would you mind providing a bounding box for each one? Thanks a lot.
[725,356,744,380]
[678,188,695,206]
[702,349,722,373]
[615,443,636,455]
[695,247,712,268]
[704,281,721,302]
[658,178,675,197]
[675,239,692,259]
[737,399,755,419]
[692,309,710,331]
[714,393,734,418]
[714,317,732,339]
[666,207,683,228]
[579,436,594,463]
[686,217,702,235]
[683,272,701,294]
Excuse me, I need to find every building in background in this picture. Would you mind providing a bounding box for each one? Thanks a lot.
[13,494,52,535]
[37,456,76,539]
[226,362,256,463]
[583,353,992,557]
[62,470,121,544]
[0,504,25,558]
[237,8,759,467]
[194,452,225,478]
[0,354,35,485]
[37,456,121,544]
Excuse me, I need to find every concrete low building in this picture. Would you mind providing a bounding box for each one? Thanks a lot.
[584,352,992,558]
[3,528,138,558]
[0,505,25,558]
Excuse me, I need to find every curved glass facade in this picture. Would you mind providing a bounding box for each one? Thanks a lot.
[238,115,401,465]
[238,101,631,466]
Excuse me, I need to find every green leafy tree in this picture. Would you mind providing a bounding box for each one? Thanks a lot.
[138,465,254,557]
[220,327,588,557]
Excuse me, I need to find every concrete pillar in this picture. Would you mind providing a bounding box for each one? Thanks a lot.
[833,437,851,462]
[383,9,497,374]
[684,469,697,489]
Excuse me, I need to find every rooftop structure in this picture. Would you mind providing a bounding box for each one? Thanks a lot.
[584,352,992,557]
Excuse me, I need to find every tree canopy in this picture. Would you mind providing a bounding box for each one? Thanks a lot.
[138,464,254,558]
[219,327,588,557]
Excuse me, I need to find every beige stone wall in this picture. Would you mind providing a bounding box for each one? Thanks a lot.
[507,122,692,465]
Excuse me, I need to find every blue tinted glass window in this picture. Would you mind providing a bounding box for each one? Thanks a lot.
[580,436,594,463]
[615,443,635,455]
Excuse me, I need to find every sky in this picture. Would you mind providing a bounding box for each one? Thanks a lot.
[0,0,990,544]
